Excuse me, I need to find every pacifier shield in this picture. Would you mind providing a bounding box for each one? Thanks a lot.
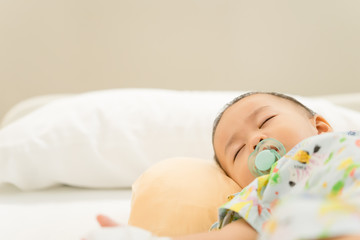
[248,138,286,177]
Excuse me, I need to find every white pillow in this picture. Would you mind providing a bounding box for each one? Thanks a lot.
[0,89,359,190]
[297,96,360,132]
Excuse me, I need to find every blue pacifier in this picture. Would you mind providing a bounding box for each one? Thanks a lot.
[248,138,286,177]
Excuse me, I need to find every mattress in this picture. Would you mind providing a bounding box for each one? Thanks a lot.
[0,184,131,240]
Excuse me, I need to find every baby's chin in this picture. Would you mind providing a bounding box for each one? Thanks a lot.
[237,175,257,189]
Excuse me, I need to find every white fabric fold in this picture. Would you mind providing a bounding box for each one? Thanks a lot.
[85,226,172,240]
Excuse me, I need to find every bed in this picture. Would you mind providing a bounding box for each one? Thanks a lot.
[1,89,360,240]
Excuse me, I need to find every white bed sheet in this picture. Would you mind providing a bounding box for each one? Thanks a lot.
[0,184,132,240]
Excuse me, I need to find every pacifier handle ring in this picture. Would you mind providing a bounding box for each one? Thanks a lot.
[255,149,276,171]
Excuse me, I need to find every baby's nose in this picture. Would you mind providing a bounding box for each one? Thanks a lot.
[253,138,264,150]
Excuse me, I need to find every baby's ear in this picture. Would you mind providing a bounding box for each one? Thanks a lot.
[313,115,333,134]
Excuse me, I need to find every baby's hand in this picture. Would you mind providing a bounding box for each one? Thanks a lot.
[96,214,120,227]
[81,214,121,240]
[83,214,171,240]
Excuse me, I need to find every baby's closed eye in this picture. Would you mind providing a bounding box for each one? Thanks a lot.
[259,115,276,128]
[234,144,245,162]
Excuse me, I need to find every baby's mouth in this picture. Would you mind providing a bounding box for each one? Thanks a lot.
[268,145,279,152]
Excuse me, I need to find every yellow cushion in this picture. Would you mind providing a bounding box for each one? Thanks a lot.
[128,157,241,237]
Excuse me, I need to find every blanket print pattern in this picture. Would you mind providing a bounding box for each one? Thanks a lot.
[212,131,360,240]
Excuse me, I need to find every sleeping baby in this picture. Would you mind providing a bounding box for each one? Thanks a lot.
[85,92,360,240]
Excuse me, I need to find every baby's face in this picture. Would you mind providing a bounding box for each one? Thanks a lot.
[213,94,321,188]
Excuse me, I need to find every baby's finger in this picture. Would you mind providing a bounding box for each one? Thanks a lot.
[96,214,120,227]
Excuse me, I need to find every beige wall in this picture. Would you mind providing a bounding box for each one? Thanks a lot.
[1,0,360,119]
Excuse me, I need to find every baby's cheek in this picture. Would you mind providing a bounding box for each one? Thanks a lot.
[238,166,256,188]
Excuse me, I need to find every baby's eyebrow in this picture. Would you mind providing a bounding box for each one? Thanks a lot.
[247,105,271,121]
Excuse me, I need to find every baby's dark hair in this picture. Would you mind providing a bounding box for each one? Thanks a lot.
[212,91,316,168]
